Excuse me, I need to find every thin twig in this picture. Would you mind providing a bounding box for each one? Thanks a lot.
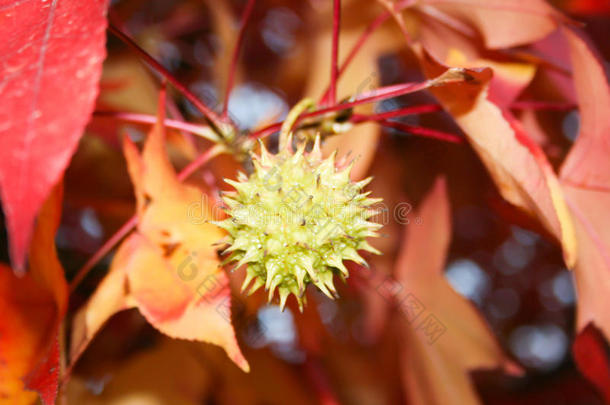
[249,79,437,139]
[93,111,221,142]
[69,216,137,292]
[178,144,226,181]
[320,11,391,104]
[351,104,442,123]
[320,0,416,104]
[222,0,256,119]
[304,357,341,405]
[379,120,464,143]
[108,24,232,134]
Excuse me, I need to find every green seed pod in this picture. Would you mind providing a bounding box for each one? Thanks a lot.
[217,125,381,311]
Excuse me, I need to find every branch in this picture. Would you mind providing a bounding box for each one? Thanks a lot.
[320,11,391,104]
[249,79,440,139]
[379,120,464,143]
[304,357,341,405]
[351,103,442,123]
[320,0,418,105]
[108,24,231,134]
[93,111,221,142]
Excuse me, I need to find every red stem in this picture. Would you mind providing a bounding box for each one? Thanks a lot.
[320,0,417,104]
[93,111,216,139]
[304,358,341,405]
[349,80,432,104]
[379,120,464,143]
[166,96,197,149]
[69,216,137,292]
[327,0,341,106]
[221,0,256,119]
[320,11,391,104]
[108,24,230,133]
[351,104,442,123]
[177,144,224,181]
[69,146,223,292]
[249,80,435,139]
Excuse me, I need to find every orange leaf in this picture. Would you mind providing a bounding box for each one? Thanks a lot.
[70,92,249,372]
[559,28,610,341]
[396,178,520,405]
[419,0,559,49]
[419,49,577,268]
[0,185,67,405]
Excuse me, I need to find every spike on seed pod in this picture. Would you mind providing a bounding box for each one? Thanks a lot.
[218,134,381,311]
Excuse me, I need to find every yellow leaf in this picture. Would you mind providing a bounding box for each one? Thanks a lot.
[71,95,249,372]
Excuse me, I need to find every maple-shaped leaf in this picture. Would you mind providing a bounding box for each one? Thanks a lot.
[0,185,68,405]
[416,0,560,49]
[419,49,577,269]
[70,92,249,372]
[572,323,610,403]
[0,0,109,272]
[558,28,610,341]
[396,177,520,405]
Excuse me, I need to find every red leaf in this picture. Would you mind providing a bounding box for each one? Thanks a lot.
[420,0,559,49]
[0,185,67,404]
[0,0,109,271]
[24,338,60,405]
[559,27,610,343]
[572,323,610,403]
[420,51,577,268]
[396,178,521,405]
[562,0,610,15]
[560,27,610,190]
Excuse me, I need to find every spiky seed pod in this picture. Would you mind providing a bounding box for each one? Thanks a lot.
[216,134,382,311]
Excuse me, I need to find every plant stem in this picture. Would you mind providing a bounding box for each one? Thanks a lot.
[249,79,438,139]
[320,0,417,104]
[69,215,137,292]
[304,357,341,405]
[351,104,442,123]
[178,144,226,181]
[93,111,221,142]
[108,24,232,135]
[379,120,464,143]
[222,0,256,119]
[320,11,391,104]
[279,98,315,150]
